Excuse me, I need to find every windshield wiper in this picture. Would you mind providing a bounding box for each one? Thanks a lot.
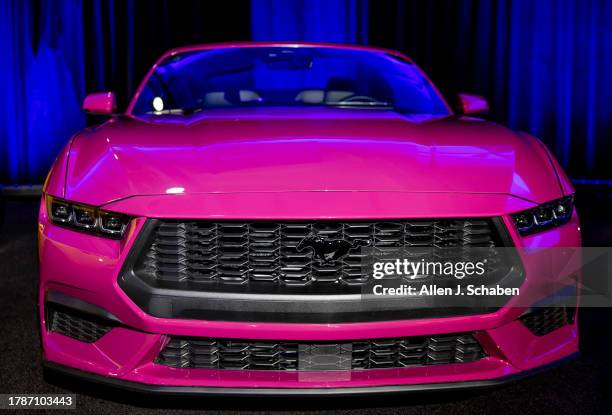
[327,102,392,108]
[147,106,202,115]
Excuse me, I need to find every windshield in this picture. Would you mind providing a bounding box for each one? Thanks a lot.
[131,47,450,116]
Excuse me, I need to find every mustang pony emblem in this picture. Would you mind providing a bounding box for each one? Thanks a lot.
[296,234,371,264]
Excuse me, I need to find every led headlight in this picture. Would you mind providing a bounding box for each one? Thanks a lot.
[46,195,131,239]
[512,196,574,235]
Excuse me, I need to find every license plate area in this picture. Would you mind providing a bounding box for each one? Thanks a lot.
[298,343,353,371]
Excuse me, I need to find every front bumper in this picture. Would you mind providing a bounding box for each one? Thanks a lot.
[44,353,579,396]
[38,194,581,393]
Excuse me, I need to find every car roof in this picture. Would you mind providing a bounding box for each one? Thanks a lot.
[159,41,413,63]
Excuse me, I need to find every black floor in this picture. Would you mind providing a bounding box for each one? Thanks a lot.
[0,187,611,414]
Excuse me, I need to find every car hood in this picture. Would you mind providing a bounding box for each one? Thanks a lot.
[64,107,563,206]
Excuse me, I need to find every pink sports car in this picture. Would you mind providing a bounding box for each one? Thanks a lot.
[39,42,580,395]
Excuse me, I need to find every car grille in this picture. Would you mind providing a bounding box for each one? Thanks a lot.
[520,306,576,336]
[136,219,501,288]
[46,305,113,343]
[156,333,485,370]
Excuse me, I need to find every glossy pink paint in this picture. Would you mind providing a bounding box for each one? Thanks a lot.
[82,92,117,115]
[458,93,490,114]
[56,107,567,207]
[39,42,580,392]
[44,325,570,388]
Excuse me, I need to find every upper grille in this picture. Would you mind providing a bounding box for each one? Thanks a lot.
[136,219,501,289]
[156,333,485,370]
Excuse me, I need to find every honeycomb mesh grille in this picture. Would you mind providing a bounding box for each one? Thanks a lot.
[47,306,113,343]
[137,219,500,288]
[520,306,576,336]
[156,334,485,370]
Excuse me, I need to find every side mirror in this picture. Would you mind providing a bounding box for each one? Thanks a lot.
[457,93,489,115]
[82,92,117,115]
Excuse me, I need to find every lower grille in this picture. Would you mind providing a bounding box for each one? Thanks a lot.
[46,305,113,343]
[520,306,576,336]
[156,334,485,370]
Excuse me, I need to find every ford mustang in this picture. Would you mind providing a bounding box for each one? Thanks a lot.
[39,42,580,395]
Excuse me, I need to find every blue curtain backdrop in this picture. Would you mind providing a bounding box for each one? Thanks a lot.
[251,0,368,44]
[0,0,85,184]
[1,0,611,184]
[0,0,250,184]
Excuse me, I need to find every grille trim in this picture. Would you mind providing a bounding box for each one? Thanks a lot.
[156,334,486,371]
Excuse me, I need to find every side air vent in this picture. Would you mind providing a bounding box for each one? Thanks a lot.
[520,306,576,336]
[46,304,113,343]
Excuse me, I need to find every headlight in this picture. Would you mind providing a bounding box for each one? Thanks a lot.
[512,196,574,235]
[45,195,131,239]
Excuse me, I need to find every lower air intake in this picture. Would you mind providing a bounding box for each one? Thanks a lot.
[156,333,485,370]
[46,305,113,343]
[520,306,576,336]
